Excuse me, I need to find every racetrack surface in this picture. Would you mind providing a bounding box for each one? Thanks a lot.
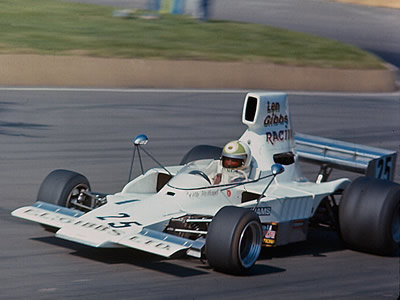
[0,90,399,299]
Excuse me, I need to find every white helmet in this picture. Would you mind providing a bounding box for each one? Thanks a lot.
[221,140,251,170]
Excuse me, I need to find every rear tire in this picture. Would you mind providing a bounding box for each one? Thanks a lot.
[206,206,262,275]
[339,176,400,256]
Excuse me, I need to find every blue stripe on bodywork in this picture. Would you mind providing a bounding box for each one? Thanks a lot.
[33,201,84,217]
[115,199,140,205]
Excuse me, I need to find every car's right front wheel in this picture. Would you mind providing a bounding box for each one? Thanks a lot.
[37,169,92,210]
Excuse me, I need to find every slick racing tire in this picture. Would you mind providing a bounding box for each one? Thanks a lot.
[339,176,400,256]
[180,145,222,165]
[37,169,91,209]
[206,206,262,275]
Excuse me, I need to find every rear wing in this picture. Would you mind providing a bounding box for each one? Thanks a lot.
[294,133,397,181]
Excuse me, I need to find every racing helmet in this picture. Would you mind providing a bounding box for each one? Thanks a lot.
[221,140,251,170]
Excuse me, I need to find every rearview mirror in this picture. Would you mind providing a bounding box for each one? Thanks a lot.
[271,163,285,176]
[133,134,148,145]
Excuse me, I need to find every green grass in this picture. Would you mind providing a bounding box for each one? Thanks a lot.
[0,0,385,69]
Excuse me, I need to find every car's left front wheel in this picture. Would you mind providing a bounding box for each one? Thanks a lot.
[206,206,262,275]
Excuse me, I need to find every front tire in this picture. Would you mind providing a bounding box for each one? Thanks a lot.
[37,169,91,209]
[206,206,262,275]
[339,176,400,256]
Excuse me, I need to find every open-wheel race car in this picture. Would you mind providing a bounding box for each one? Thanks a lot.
[12,92,400,275]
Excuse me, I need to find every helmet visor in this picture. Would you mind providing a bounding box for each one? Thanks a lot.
[222,157,244,169]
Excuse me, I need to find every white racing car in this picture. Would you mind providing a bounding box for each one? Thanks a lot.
[12,92,400,274]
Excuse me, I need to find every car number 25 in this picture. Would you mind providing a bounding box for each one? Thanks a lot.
[375,156,393,181]
[96,213,142,228]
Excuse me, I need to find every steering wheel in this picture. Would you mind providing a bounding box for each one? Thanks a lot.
[189,170,212,184]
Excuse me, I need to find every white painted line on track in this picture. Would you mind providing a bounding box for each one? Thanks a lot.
[0,87,399,98]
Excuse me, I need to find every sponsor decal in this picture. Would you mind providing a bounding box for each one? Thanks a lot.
[267,101,280,113]
[264,99,292,145]
[254,206,272,216]
[128,235,171,251]
[264,113,289,127]
[23,208,125,236]
[187,189,219,199]
[72,220,123,236]
[262,223,278,246]
[264,100,290,136]
[266,129,293,145]
[264,239,275,245]
[23,208,76,224]
[264,101,289,127]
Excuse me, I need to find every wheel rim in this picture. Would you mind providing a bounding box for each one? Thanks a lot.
[238,220,262,269]
[392,204,400,243]
[66,183,90,209]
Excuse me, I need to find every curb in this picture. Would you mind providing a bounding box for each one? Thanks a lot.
[0,54,397,92]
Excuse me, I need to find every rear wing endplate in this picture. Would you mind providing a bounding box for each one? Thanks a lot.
[294,133,397,181]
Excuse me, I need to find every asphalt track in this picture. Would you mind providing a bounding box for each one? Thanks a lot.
[0,89,399,299]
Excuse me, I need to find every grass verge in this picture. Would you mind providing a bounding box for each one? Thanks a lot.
[0,0,385,69]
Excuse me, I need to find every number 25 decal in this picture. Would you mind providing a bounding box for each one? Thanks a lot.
[96,213,142,228]
[375,156,392,180]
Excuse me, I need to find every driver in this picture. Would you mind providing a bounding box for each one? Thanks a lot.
[213,140,252,184]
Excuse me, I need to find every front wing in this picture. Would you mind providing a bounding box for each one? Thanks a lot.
[12,202,198,258]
